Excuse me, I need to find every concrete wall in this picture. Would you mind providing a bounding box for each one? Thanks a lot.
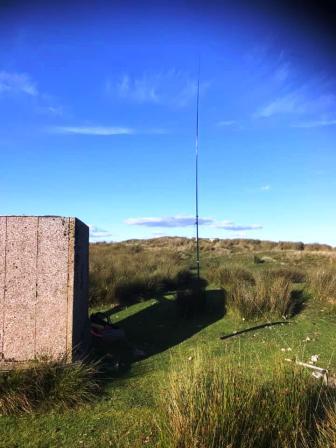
[0,216,89,365]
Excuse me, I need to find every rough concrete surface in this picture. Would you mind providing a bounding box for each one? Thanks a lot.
[0,216,89,365]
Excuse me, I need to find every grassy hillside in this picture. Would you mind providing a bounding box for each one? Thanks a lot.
[1,239,336,447]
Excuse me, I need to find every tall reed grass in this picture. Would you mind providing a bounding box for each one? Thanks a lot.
[158,352,336,448]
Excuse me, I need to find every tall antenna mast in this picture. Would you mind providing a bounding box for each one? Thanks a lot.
[195,63,200,281]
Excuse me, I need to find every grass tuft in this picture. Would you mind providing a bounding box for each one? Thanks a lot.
[218,268,295,319]
[307,267,336,311]
[0,359,100,415]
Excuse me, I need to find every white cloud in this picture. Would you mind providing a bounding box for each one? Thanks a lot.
[49,125,168,136]
[151,232,167,238]
[51,126,135,136]
[89,225,114,241]
[0,71,38,96]
[125,215,263,232]
[255,92,305,118]
[214,222,263,231]
[255,84,336,119]
[273,63,290,83]
[125,215,214,227]
[292,118,336,128]
[217,120,237,127]
[116,74,160,103]
[109,70,210,107]
[260,185,271,191]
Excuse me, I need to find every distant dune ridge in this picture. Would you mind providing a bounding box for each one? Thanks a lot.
[91,236,335,252]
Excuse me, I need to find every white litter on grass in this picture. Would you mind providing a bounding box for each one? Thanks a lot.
[188,356,193,361]
[304,336,311,342]
[281,348,292,352]
[312,371,325,380]
[310,354,319,364]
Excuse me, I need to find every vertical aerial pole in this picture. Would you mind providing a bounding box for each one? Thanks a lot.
[195,64,200,281]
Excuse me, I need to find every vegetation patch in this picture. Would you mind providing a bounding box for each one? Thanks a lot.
[159,352,336,448]
[307,267,336,311]
[0,359,100,415]
[89,243,191,306]
[216,267,301,319]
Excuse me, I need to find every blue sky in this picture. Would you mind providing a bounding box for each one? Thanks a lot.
[1,1,336,244]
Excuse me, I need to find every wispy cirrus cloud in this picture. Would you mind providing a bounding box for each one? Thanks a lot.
[125,215,263,231]
[291,118,336,128]
[50,125,135,136]
[107,70,210,107]
[255,91,305,118]
[49,125,167,136]
[250,48,336,121]
[0,71,64,116]
[0,71,38,96]
[255,77,336,119]
[273,62,290,83]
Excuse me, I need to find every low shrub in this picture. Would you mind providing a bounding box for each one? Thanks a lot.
[0,359,100,415]
[159,353,335,448]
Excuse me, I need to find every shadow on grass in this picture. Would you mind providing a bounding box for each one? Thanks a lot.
[290,288,308,316]
[96,289,226,364]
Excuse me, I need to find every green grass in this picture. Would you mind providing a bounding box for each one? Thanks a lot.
[1,244,336,447]
[1,293,335,447]
[158,351,335,448]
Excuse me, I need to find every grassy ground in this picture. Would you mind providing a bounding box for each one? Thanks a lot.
[1,290,335,446]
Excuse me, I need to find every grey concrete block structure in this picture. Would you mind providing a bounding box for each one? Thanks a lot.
[0,216,89,365]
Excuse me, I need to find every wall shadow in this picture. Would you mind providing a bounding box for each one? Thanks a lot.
[100,289,226,360]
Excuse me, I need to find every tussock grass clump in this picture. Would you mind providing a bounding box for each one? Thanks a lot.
[307,267,336,310]
[229,273,292,319]
[220,268,295,319]
[159,354,335,448]
[268,267,306,283]
[0,360,100,415]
